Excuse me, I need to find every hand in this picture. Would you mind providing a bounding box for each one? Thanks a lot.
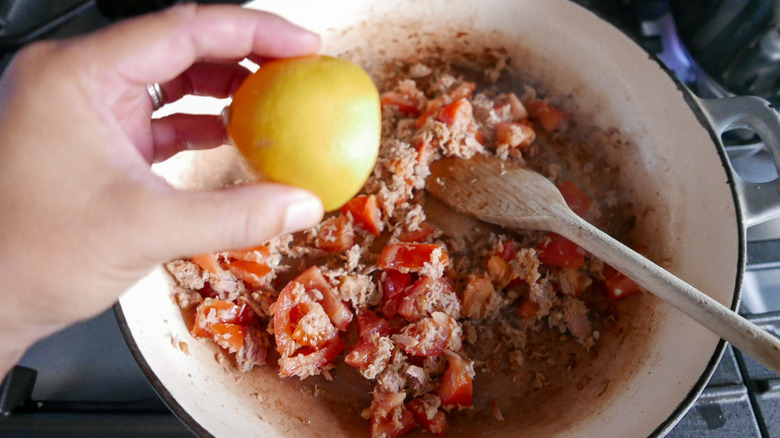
[0,4,324,374]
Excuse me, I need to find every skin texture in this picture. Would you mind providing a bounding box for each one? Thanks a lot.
[0,4,325,377]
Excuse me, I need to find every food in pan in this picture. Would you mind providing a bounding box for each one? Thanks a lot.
[166,53,641,437]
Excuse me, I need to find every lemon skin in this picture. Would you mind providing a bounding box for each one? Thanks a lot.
[227,55,381,212]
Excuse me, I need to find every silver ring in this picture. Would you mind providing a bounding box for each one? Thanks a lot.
[146,82,165,111]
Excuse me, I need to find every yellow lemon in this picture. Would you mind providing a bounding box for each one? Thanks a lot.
[227,55,381,211]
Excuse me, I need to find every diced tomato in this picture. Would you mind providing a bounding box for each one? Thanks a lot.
[462,274,495,319]
[370,406,416,438]
[536,233,585,268]
[340,195,383,236]
[274,266,353,360]
[495,121,535,148]
[471,126,485,145]
[356,309,393,342]
[225,245,271,264]
[486,247,524,289]
[397,277,456,322]
[225,259,272,289]
[517,297,541,320]
[557,180,591,217]
[290,307,338,349]
[414,139,435,168]
[560,268,590,298]
[233,302,258,326]
[381,91,421,116]
[278,335,345,378]
[209,323,246,353]
[295,266,353,330]
[603,265,641,299]
[407,398,447,436]
[448,81,476,101]
[415,106,439,129]
[400,313,459,357]
[438,355,474,408]
[526,99,570,133]
[344,340,375,369]
[379,269,413,319]
[377,243,449,274]
[191,298,248,338]
[399,221,437,243]
[436,98,472,127]
[501,92,529,120]
[486,254,511,288]
[315,214,354,252]
[191,253,222,275]
[499,240,519,261]
[381,270,413,301]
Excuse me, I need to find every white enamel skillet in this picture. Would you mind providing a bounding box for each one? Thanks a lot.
[116,0,780,436]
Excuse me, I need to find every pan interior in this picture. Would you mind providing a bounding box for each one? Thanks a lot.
[118,1,741,437]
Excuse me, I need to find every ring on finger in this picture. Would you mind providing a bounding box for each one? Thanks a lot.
[146,82,166,111]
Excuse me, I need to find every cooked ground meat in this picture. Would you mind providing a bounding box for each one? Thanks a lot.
[166,53,639,438]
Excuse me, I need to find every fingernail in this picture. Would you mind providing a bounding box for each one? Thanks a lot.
[282,194,324,234]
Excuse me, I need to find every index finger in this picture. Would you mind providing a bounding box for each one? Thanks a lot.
[80,4,320,86]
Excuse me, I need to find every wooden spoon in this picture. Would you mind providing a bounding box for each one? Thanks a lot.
[427,154,780,375]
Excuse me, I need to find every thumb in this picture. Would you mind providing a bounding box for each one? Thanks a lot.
[143,182,324,260]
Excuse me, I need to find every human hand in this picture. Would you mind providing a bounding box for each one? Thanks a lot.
[0,4,324,373]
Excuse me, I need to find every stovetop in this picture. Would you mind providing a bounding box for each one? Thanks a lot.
[1,1,779,437]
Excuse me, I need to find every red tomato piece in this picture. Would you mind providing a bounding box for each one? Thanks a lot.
[415,106,439,129]
[295,266,354,331]
[191,298,246,338]
[344,340,375,369]
[448,81,476,101]
[379,269,413,319]
[278,335,345,378]
[414,139,435,168]
[498,240,519,261]
[397,277,456,323]
[274,266,353,360]
[225,245,271,264]
[191,253,222,275]
[209,323,246,353]
[400,313,459,357]
[381,91,421,116]
[370,406,417,438]
[557,180,591,217]
[436,98,471,127]
[225,259,272,289]
[407,398,447,436]
[356,309,393,342]
[381,270,413,302]
[536,233,585,268]
[526,99,570,132]
[438,355,474,408]
[340,195,383,236]
[343,334,392,372]
[315,214,355,252]
[495,121,535,148]
[399,221,437,243]
[471,126,485,145]
[603,265,641,299]
[517,297,541,320]
[377,243,449,274]
[461,275,495,319]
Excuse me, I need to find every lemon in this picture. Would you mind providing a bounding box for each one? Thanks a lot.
[227,55,381,211]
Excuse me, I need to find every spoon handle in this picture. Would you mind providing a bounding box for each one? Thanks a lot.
[554,210,780,375]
